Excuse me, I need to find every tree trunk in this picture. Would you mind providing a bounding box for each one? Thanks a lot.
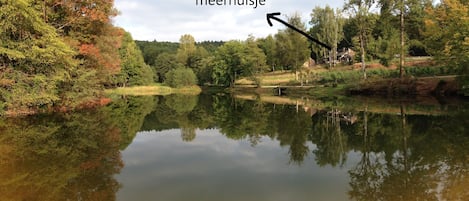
[400,0,405,78]
[43,0,47,22]
[360,32,367,80]
[233,71,237,87]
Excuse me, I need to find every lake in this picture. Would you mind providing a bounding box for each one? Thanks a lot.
[0,93,468,200]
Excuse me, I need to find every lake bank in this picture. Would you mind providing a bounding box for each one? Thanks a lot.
[105,85,202,96]
[2,77,466,118]
[230,75,467,98]
[1,85,201,117]
[232,91,466,116]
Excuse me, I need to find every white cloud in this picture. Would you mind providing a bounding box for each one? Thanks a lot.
[113,0,345,42]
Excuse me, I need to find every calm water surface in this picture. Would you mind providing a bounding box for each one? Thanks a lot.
[0,94,468,200]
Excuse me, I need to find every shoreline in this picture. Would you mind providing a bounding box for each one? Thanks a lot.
[1,85,202,117]
[104,85,202,96]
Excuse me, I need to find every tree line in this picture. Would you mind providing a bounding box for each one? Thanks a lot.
[1,0,468,112]
[138,0,468,89]
[137,13,310,87]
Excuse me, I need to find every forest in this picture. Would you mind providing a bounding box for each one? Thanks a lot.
[1,0,468,114]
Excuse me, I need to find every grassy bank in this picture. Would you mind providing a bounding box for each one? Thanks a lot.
[105,85,202,96]
[232,57,466,97]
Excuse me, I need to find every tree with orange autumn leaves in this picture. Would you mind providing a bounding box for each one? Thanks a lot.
[0,0,143,113]
[36,0,124,77]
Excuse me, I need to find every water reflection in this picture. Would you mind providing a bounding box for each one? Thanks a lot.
[0,96,155,201]
[0,112,123,200]
[1,94,468,200]
[136,94,469,200]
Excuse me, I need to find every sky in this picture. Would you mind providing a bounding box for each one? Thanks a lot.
[113,0,345,42]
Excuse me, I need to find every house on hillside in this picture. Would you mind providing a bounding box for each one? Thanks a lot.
[308,48,355,67]
[337,48,355,65]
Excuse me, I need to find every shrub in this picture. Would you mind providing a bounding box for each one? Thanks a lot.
[164,67,198,88]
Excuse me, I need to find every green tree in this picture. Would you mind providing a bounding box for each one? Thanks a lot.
[0,0,77,110]
[135,40,179,66]
[258,35,278,71]
[176,34,197,67]
[164,67,198,88]
[344,0,377,79]
[424,0,469,94]
[370,0,431,70]
[209,57,229,86]
[190,46,211,84]
[369,0,400,66]
[275,13,310,79]
[398,0,406,78]
[153,53,183,83]
[212,40,245,87]
[309,5,345,67]
[211,39,267,86]
[405,0,432,56]
[396,0,432,77]
[115,31,153,87]
[196,55,216,85]
[245,35,268,77]
[275,31,295,71]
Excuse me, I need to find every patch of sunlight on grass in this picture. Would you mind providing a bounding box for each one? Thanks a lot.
[105,85,201,96]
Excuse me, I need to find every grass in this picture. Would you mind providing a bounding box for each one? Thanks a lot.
[235,71,298,86]
[105,85,202,96]
[231,57,466,97]
[249,63,454,88]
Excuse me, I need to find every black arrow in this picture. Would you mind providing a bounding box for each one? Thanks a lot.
[267,12,331,50]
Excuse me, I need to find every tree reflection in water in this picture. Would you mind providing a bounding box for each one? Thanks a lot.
[0,112,123,201]
[1,94,468,200]
[0,96,155,201]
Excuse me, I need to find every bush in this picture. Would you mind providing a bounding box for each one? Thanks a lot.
[404,66,456,77]
[164,68,198,88]
[318,70,362,84]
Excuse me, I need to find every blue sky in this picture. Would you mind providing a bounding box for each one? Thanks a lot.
[113,0,345,42]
